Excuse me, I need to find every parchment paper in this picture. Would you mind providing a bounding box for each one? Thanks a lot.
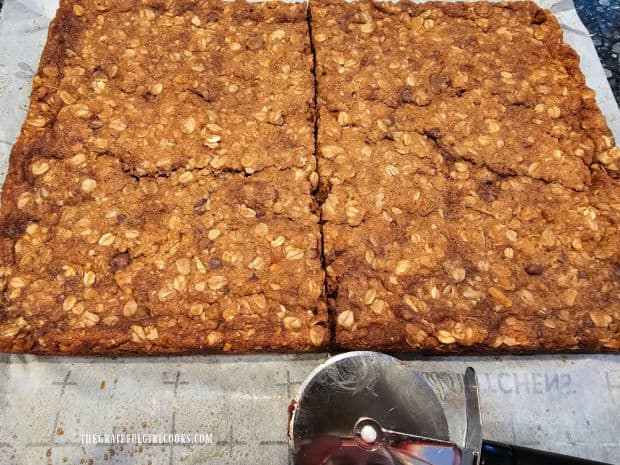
[0,1,618,464]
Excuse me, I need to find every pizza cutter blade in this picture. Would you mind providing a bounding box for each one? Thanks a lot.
[290,351,613,465]
[290,351,452,465]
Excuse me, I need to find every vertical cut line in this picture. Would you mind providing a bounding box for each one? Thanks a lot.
[306,2,334,350]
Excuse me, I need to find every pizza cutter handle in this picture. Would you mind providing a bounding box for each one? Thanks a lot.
[480,440,612,465]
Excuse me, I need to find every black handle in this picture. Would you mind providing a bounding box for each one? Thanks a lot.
[480,440,613,465]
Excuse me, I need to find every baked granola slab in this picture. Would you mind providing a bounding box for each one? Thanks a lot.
[2,0,619,355]
[313,0,620,352]
[0,0,326,354]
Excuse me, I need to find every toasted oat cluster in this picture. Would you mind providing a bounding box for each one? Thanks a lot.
[313,0,620,351]
[0,0,619,354]
[0,0,326,353]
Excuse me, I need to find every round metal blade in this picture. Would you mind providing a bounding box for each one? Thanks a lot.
[291,352,450,457]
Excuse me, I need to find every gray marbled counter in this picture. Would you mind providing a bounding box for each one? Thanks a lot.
[575,0,620,102]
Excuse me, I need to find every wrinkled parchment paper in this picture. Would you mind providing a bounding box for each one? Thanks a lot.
[0,1,618,464]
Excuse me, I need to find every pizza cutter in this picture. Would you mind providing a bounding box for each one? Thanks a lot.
[290,352,611,465]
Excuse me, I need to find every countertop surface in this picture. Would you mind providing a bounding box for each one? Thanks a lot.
[575,0,620,102]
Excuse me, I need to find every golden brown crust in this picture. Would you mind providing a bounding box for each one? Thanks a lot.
[0,0,327,354]
[1,0,619,355]
[313,0,620,353]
